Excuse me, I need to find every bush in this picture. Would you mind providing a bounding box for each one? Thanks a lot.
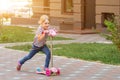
[2,13,15,20]
[104,16,120,50]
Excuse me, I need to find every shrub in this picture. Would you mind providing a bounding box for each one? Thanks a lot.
[104,16,120,50]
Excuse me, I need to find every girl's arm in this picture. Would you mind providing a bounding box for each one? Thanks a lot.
[37,30,48,42]
[37,33,45,42]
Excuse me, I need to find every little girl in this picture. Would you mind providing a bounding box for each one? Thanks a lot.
[17,15,54,71]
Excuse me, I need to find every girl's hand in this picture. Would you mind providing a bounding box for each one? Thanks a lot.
[43,30,49,34]
[38,30,49,41]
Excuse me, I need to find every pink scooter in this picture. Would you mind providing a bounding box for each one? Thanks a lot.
[36,28,60,76]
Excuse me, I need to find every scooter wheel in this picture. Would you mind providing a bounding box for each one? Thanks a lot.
[36,67,41,72]
[46,68,51,76]
[57,68,60,75]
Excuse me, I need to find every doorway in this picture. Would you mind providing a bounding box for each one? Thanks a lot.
[82,0,96,29]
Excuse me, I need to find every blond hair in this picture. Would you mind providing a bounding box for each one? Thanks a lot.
[38,15,49,24]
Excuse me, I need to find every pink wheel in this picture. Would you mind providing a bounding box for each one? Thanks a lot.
[46,68,51,76]
[57,68,60,75]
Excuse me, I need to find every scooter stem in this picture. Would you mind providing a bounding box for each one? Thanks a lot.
[50,37,53,67]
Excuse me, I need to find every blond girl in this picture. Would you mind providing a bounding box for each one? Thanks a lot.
[17,15,51,71]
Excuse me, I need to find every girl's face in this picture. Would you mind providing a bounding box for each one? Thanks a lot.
[42,19,49,30]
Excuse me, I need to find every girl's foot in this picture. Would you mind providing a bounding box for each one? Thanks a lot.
[16,62,22,71]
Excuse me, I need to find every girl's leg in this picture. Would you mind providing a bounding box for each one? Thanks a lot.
[41,45,51,69]
[17,45,40,71]
[19,48,39,65]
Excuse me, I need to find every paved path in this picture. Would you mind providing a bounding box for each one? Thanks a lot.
[0,33,112,47]
[0,33,120,80]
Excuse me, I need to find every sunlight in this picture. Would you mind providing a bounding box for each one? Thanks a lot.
[0,0,32,19]
[0,0,11,11]
[0,0,30,11]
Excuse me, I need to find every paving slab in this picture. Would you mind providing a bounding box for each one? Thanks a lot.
[0,47,120,80]
[0,33,119,80]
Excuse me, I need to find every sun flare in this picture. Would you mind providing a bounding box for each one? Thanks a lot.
[0,0,11,11]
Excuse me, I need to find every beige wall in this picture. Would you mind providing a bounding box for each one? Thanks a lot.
[50,0,74,30]
[32,0,49,18]
[73,0,81,22]
[32,0,120,31]
[96,0,120,23]
[50,0,73,18]
[32,0,44,12]
[50,0,61,17]
[73,0,82,30]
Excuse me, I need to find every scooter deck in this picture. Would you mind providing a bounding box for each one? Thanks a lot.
[36,71,46,75]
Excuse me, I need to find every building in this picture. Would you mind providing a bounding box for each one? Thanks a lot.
[12,0,120,34]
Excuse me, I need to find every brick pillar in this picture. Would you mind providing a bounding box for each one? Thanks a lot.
[73,0,83,30]
[32,0,44,18]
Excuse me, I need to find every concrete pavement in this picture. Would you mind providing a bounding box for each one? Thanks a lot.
[0,33,120,80]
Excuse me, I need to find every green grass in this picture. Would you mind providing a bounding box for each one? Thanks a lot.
[0,26,72,43]
[0,26,34,43]
[6,43,120,65]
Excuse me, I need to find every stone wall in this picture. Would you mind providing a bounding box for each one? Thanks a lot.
[11,17,39,25]
[96,0,119,24]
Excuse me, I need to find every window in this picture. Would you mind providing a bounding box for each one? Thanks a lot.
[62,0,73,14]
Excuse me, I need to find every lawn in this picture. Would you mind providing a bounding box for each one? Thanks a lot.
[0,26,72,43]
[2,26,120,65]
[0,26,34,43]
[6,43,120,65]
